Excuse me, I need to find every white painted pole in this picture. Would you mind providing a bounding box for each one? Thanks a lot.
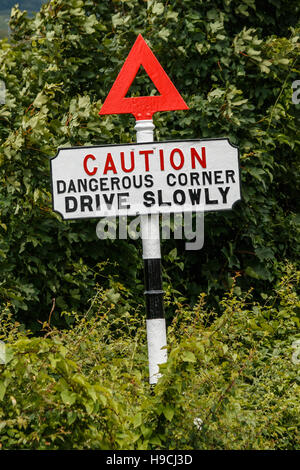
[134,119,167,385]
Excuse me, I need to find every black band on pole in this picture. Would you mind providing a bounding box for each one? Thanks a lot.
[143,258,165,320]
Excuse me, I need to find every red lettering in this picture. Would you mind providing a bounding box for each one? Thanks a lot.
[83,154,97,176]
[170,148,184,170]
[159,149,165,171]
[103,152,117,174]
[191,147,206,169]
[139,149,154,172]
[120,151,135,173]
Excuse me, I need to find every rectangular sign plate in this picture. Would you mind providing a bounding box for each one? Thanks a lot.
[50,138,241,219]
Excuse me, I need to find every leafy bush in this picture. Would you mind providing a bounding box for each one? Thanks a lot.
[0,264,299,450]
[0,0,299,327]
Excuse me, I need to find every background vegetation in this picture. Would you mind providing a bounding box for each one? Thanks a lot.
[0,0,299,450]
[0,0,299,331]
[0,265,299,449]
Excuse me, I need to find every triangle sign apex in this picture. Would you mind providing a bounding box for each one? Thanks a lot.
[99,35,189,120]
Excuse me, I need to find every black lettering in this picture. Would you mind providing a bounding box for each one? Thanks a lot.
[133,175,143,189]
[173,189,186,205]
[225,170,235,183]
[103,193,115,209]
[166,173,176,186]
[218,186,230,203]
[143,191,155,207]
[121,176,131,189]
[65,196,77,212]
[57,180,66,194]
[96,194,101,210]
[78,179,87,192]
[144,174,153,188]
[80,195,93,212]
[188,188,201,205]
[178,173,188,185]
[205,188,218,204]
[67,180,76,193]
[190,173,200,186]
[99,178,109,191]
[118,192,130,209]
[214,170,223,184]
[111,177,120,190]
[202,171,212,185]
[158,189,171,206]
[89,178,98,191]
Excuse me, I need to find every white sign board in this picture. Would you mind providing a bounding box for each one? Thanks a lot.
[50,138,241,219]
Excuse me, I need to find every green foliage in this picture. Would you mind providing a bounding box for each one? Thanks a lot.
[0,0,299,326]
[0,265,299,449]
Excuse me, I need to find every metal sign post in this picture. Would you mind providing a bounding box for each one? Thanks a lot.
[135,119,166,384]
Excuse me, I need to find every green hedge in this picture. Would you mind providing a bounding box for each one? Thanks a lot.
[0,0,299,328]
[0,265,299,449]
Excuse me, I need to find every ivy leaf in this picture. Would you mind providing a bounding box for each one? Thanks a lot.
[152,3,164,15]
[0,381,7,401]
[182,351,196,363]
[60,390,76,405]
[163,405,174,422]
[132,412,142,428]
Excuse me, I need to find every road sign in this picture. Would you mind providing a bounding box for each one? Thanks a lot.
[50,33,241,385]
[50,138,240,220]
[99,34,189,120]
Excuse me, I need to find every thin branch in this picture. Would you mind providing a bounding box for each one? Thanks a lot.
[48,297,55,327]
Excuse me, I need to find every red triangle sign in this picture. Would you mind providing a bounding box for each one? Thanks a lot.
[99,34,189,120]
